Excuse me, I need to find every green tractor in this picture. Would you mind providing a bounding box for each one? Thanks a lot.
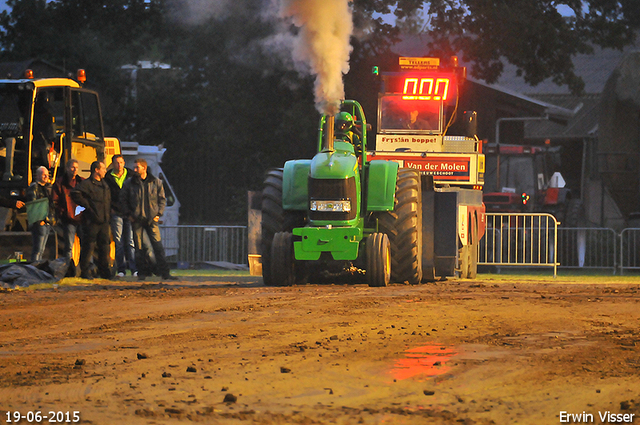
[261,99,425,287]
[258,57,486,286]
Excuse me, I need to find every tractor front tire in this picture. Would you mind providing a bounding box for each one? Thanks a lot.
[366,233,391,287]
[379,168,423,284]
[270,232,296,287]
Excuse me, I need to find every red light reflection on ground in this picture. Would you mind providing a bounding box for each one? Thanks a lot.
[389,344,457,381]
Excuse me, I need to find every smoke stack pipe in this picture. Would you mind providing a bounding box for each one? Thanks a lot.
[324,115,335,151]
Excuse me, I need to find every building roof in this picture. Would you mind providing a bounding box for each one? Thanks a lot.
[468,77,576,122]
[524,93,601,141]
[0,59,66,79]
[392,35,638,141]
[495,46,637,96]
[393,34,637,95]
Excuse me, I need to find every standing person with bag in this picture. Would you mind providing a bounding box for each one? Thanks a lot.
[121,158,176,281]
[52,159,84,269]
[104,154,137,278]
[71,161,111,280]
[26,166,54,261]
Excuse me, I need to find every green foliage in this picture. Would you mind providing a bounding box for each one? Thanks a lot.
[1,0,638,222]
[354,0,639,94]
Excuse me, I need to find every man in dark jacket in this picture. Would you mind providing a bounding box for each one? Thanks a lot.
[26,166,54,261]
[121,158,176,281]
[0,196,24,210]
[71,161,111,279]
[52,159,84,263]
[104,154,137,277]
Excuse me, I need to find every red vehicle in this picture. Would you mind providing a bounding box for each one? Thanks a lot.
[482,143,583,227]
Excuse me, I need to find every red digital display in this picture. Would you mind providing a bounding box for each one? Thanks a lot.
[384,74,457,101]
[402,78,450,100]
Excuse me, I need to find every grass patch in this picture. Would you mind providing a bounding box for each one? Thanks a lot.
[478,269,640,284]
[171,269,251,277]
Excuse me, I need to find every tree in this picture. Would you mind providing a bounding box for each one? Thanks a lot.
[127,14,319,223]
[2,0,637,222]
[353,0,640,94]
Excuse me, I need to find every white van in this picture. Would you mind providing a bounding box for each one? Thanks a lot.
[119,141,180,257]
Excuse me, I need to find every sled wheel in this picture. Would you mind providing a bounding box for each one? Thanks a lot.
[467,214,478,279]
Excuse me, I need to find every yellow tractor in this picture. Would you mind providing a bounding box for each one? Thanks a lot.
[0,68,120,262]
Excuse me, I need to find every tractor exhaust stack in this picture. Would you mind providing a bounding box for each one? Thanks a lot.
[323,115,335,152]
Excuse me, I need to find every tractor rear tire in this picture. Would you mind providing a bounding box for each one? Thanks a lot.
[366,233,391,287]
[270,232,296,287]
[261,168,285,287]
[378,168,422,284]
[261,169,305,286]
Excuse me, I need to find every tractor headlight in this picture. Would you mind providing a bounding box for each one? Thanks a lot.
[310,200,351,213]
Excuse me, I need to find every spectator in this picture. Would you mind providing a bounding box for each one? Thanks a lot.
[0,195,24,210]
[104,154,137,277]
[71,161,111,280]
[52,159,84,268]
[26,166,54,261]
[0,194,25,233]
[121,158,177,281]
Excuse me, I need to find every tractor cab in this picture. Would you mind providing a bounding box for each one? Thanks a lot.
[0,69,119,231]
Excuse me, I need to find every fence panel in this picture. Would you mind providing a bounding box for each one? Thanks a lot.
[160,225,248,265]
[157,224,637,273]
[557,228,617,272]
[620,228,640,274]
[479,213,558,277]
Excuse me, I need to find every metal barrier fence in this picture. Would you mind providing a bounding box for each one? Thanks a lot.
[557,227,617,272]
[159,225,248,265]
[157,224,640,274]
[620,228,640,274]
[479,213,559,277]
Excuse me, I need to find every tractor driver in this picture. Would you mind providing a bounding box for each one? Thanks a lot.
[32,91,55,169]
[335,112,362,151]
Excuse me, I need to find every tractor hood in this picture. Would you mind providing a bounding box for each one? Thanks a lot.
[310,146,358,180]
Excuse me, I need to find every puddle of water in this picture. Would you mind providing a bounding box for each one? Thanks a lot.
[389,344,457,381]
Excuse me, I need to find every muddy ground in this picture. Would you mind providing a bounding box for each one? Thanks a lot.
[1,274,640,425]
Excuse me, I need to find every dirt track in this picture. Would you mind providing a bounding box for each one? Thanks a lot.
[1,275,640,424]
